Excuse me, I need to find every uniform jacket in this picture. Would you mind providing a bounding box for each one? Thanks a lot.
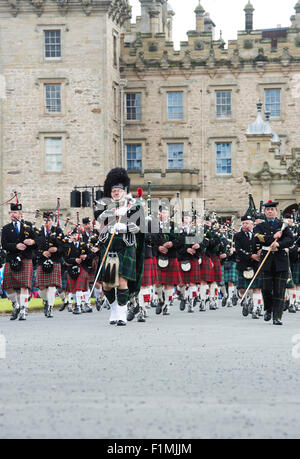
[1,221,36,261]
[234,230,260,272]
[35,226,65,265]
[253,218,294,272]
[64,241,93,273]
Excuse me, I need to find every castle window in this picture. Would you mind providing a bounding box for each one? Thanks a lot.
[45,137,62,172]
[168,144,183,169]
[167,92,183,120]
[216,143,231,175]
[44,30,61,59]
[45,84,62,113]
[216,91,232,119]
[126,93,141,121]
[126,144,142,171]
[265,89,281,118]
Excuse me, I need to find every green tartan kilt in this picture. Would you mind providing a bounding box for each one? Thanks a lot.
[222,261,238,284]
[291,261,300,286]
[98,244,137,282]
[237,270,261,290]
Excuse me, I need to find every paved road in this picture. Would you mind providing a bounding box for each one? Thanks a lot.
[0,303,300,439]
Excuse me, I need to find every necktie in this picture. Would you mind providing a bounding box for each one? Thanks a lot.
[14,222,19,235]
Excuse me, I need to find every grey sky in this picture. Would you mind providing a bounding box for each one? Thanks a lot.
[130,0,297,48]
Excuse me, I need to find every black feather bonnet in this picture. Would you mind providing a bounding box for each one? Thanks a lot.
[103,167,130,198]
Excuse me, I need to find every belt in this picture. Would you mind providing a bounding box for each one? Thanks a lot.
[262,246,278,252]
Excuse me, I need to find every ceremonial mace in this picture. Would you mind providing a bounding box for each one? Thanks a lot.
[241,221,289,303]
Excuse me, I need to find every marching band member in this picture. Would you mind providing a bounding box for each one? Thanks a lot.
[95,168,145,326]
[234,215,262,319]
[34,211,64,318]
[253,201,294,325]
[1,202,36,321]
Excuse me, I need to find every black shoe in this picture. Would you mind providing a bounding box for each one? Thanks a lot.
[242,300,249,317]
[127,308,136,321]
[10,307,20,321]
[232,295,238,306]
[252,312,259,320]
[264,312,272,322]
[110,320,117,325]
[46,306,54,318]
[96,298,103,312]
[43,301,48,317]
[163,306,170,316]
[73,305,81,315]
[273,319,283,325]
[117,320,126,326]
[18,308,26,321]
[84,305,93,313]
[156,301,163,315]
[137,314,146,323]
[222,297,227,307]
[180,299,186,311]
[289,305,297,313]
[59,302,67,312]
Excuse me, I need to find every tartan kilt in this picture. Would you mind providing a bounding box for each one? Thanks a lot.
[3,258,33,290]
[141,257,158,287]
[98,245,137,282]
[35,262,62,289]
[66,268,89,293]
[180,259,201,284]
[291,262,300,286]
[199,255,214,283]
[237,270,261,290]
[88,258,98,284]
[155,257,183,286]
[223,261,239,284]
[199,255,221,283]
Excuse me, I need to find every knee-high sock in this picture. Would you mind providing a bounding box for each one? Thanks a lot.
[156,286,163,302]
[209,282,217,299]
[189,285,198,300]
[7,291,18,306]
[164,288,174,307]
[228,286,235,300]
[19,292,29,310]
[94,288,101,300]
[76,291,83,306]
[46,287,56,307]
[39,289,48,302]
[83,290,91,306]
[110,300,118,322]
[200,284,208,301]
[59,291,65,301]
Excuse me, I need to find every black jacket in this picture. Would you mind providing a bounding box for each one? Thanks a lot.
[234,230,260,272]
[253,219,294,272]
[151,222,182,259]
[1,221,36,261]
[64,241,93,273]
[35,226,65,265]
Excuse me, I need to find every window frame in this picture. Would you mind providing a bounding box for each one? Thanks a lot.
[125,92,142,122]
[44,29,62,60]
[44,83,62,114]
[264,88,281,119]
[216,142,232,176]
[216,90,232,119]
[167,91,184,121]
[44,136,63,173]
[126,143,142,171]
[167,143,184,170]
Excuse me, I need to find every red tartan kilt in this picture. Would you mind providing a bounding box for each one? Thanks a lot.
[155,257,183,286]
[141,257,158,287]
[199,254,215,283]
[180,259,201,284]
[211,255,222,282]
[35,262,62,289]
[3,259,33,290]
[66,269,89,293]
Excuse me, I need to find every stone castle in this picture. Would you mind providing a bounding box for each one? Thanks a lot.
[0,0,300,226]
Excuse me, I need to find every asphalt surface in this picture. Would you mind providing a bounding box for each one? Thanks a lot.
[0,303,300,439]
